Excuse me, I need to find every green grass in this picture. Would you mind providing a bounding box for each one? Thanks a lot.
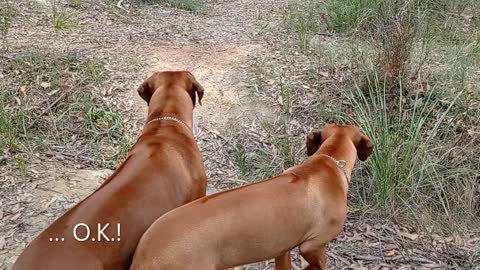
[323,0,381,32]
[284,0,323,50]
[51,0,79,30]
[0,51,130,165]
[139,0,204,12]
[0,1,16,51]
[343,74,478,230]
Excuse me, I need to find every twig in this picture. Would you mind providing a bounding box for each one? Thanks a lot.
[50,151,96,162]
[207,129,236,148]
[37,187,63,194]
[116,0,129,13]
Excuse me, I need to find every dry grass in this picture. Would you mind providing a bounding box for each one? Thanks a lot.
[0,50,130,166]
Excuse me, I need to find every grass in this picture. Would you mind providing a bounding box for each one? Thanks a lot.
[139,0,204,12]
[0,50,129,165]
[284,0,323,50]
[344,74,478,230]
[0,0,16,51]
[51,0,79,30]
[225,116,301,182]
[323,0,381,32]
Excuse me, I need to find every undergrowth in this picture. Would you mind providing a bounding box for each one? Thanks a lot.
[0,51,129,165]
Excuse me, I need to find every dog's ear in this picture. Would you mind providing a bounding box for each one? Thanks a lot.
[357,135,374,161]
[137,81,152,104]
[189,73,204,106]
[306,130,322,156]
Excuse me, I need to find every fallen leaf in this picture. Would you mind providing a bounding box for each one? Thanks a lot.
[40,82,51,88]
[318,71,330,77]
[385,250,396,256]
[9,212,21,221]
[20,86,27,95]
[398,231,419,241]
[277,95,283,105]
[0,236,5,250]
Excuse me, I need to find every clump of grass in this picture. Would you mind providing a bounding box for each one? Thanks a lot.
[86,107,125,143]
[0,0,16,51]
[225,117,301,182]
[0,51,129,165]
[344,74,479,230]
[323,0,381,32]
[139,0,204,12]
[51,0,79,30]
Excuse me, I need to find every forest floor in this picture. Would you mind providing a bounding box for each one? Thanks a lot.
[0,0,478,269]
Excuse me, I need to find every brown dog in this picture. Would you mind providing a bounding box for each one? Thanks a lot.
[12,71,207,270]
[129,123,373,270]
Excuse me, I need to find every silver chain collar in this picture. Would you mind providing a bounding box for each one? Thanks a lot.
[318,153,350,183]
[146,116,190,130]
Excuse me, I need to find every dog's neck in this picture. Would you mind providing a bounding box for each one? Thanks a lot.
[145,86,194,131]
[314,135,357,193]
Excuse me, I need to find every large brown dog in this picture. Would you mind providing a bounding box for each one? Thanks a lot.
[130,123,373,270]
[12,71,207,270]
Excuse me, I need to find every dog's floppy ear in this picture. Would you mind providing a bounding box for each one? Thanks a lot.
[306,130,322,156]
[189,73,204,106]
[357,135,374,161]
[137,81,152,105]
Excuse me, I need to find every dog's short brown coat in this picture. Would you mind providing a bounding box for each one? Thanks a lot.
[130,123,373,270]
[12,71,207,270]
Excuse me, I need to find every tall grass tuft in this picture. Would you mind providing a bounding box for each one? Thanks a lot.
[344,74,478,229]
[51,0,78,30]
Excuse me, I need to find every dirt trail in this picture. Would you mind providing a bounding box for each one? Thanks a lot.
[136,45,262,129]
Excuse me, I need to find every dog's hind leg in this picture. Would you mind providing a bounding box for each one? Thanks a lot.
[274,251,292,270]
[299,242,327,270]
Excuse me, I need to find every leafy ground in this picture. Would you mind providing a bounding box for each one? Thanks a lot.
[0,0,479,269]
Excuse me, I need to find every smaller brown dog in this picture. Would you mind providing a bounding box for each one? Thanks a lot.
[130,123,373,270]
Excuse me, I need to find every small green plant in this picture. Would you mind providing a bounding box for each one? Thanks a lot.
[86,107,125,142]
[51,0,78,30]
[0,0,16,51]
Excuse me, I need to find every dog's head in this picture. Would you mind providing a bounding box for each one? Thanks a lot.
[137,71,204,106]
[306,123,374,161]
